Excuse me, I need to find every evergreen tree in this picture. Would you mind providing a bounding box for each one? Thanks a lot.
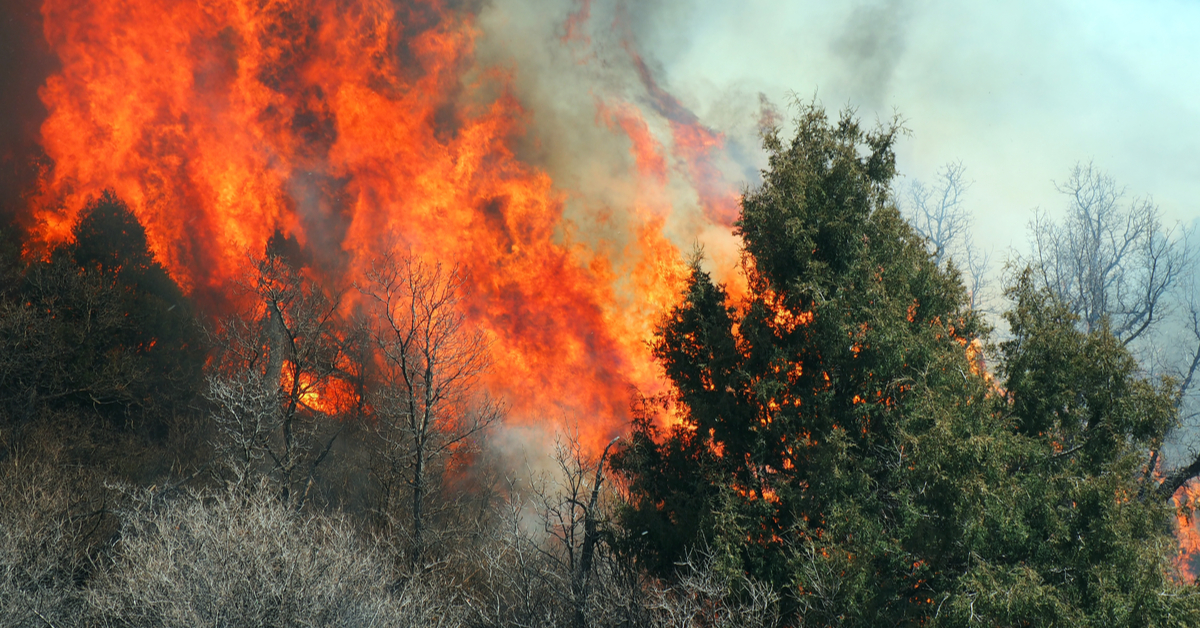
[67,190,205,428]
[612,104,1199,626]
[0,190,204,459]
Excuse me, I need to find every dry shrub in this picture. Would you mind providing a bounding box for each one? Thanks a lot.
[458,499,780,628]
[0,441,781,628]
[89,485,461,628]
[452,438,779,628]
[0,448,110,628]
[645,550,780,628]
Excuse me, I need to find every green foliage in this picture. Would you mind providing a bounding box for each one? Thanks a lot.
[613,104,1198,626]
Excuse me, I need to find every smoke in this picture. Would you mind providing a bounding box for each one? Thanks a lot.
[474,0,753,286]
[830,0,912,109]
[0,0,58,228]
[10,0,1197,464]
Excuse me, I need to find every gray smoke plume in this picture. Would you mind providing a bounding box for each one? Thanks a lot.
[831,0,913,108]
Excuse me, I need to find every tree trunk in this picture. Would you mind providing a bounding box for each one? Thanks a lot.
[411,435,425,568]
[572,438,618,628]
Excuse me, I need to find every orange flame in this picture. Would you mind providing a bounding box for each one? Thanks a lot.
[1173,478,1200,582]
[24,0,742,451]
[280,360,356,416]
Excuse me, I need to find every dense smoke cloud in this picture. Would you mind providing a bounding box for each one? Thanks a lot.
[473,0,757,288]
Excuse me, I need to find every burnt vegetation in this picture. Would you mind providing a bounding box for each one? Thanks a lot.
[3,104,1200,627]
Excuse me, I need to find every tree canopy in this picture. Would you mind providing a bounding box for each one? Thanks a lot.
[0,191,204,463]
[612,104,1198,626]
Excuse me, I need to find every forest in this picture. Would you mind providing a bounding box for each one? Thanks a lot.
[3,104,1200,628]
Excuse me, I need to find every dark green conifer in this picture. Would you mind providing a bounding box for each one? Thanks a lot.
[613,104,1199,626]
[1,190,204,463]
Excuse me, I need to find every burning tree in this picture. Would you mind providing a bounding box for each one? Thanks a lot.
[613,103,1200,625]
[206,234,354,507]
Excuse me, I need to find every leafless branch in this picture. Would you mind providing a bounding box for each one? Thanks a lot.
[1027,162,1187,345]
[899,161,993,310]
[206,250,350,505]
[358,251,501,566]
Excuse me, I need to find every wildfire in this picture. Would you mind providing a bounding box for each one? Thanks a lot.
[761,287,814,335]
[23,0,739,450]
[280,360,356,416]
[1173,479,1200,582]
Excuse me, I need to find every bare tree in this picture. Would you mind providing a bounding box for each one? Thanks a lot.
[1153,250,1200,500]
[462,477,563,628]
[528,434,621,628]
[207,249,351,507]
[899,161,992,310]
[902,161,970,266]
[358,253,501,567]
[1180,283,1200,424]
[1027,161,1189,345]
[464,432,646,628]
[962,245,994,313]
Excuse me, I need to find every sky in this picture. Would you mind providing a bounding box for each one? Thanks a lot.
[617,0,1200,259]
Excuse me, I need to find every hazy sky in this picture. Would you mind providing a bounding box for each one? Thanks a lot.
[625,0,1200,258]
